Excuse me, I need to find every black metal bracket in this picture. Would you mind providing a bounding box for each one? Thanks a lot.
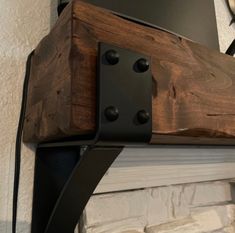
[31,146,122,233]
[96,43,152,144]
[31,43,152,233]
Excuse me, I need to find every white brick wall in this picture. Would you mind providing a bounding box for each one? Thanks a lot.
[147,204,235,233]
[81,181,235,233]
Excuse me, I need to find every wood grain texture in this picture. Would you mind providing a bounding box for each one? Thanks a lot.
[23,0,235,144]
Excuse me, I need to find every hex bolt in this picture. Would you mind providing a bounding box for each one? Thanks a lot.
[136,58,149,72]
[105,106,119,121]
[137,110,150,124]
[105,50,120,65]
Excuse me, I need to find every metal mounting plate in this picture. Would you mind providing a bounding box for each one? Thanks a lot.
[97,43,152,144]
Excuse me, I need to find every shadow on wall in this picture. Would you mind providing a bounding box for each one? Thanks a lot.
[0,221,30,233]
[0,221,79,233]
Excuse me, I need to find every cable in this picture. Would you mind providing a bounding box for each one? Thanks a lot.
[226,39,235,56]
[12,50,34,233]
[13,2,68,230]
[57,0,69,16]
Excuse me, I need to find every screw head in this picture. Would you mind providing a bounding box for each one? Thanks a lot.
[136,58,150,72]
[105,50,119,65]
[137,110,150,124]
[105,106,119,121]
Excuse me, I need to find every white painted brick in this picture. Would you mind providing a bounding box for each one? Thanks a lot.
[146,187,174,226]
[222,223,235,233]
[83,182,234,233]
[146,180,232,228]
[82,218,146,233]
[146,218,201,233]
[146,181,232,227]
[146,185,192,226]
[191,205,235,230]
[122,231,143,233]
[83,190,148,233]
[145,204,235,233]
[119,231,143,233]
[191,181,231,206]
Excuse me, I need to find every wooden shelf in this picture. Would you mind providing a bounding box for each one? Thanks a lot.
[23,0,235,145]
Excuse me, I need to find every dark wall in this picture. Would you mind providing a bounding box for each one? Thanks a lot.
[65,0,220,50]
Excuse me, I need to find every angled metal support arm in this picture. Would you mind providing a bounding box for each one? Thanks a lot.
[31,43,152,233]
[32,146,122,233]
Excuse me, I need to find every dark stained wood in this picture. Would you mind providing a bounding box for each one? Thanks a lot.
[23,0,235,144]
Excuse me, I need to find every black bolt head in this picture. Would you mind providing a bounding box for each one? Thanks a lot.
[105,106,119,121]
[136,58,150,72]
[137,110,150,124]
[105,50,119,65]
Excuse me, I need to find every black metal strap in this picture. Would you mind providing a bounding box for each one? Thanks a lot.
[96,43,152,144]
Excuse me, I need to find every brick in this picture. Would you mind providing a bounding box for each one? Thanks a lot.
[146,217,200,233]
[83,181,234,232]
[146,187,175,226]
[81,218,146,233]
[191,182,231,206]
[83,190,148,233]
[145,204,235,233]
[120,231,143,233]
[191,205,235,230]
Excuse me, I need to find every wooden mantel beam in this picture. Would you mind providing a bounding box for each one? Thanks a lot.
[23,0,235,145]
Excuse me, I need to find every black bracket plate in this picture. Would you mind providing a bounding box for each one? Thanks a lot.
[96,43,152,144]
[31,43,152,233]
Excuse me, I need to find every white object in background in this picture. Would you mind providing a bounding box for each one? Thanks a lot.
[214,0,235,52]
[228,0,235,15]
